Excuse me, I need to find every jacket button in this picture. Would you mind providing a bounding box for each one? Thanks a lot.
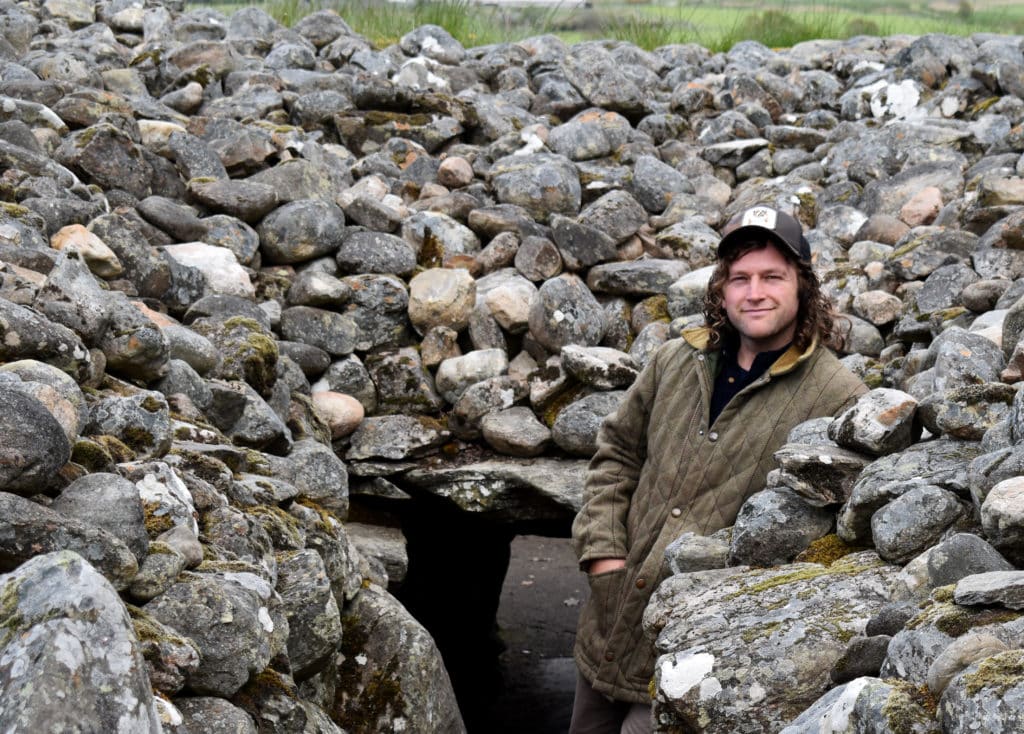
[605,652,615,662]
[698,429,705,436]
[697,354,705,361]
[671,508,682,517]
[636,578,646,589]
[708,431,719,442]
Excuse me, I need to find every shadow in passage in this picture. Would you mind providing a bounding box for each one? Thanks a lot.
[397,499,584,734]
[485,534,586,734]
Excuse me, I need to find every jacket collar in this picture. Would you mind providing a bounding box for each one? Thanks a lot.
[681,326,818,376]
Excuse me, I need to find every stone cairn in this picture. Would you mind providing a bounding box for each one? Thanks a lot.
[0,0,1023,730]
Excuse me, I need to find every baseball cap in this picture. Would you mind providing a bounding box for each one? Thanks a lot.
[717,205,812,264]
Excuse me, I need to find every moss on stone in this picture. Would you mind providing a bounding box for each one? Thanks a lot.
[71,437,116,471]
[905,598,1022,638]
[892,237,925,259]
[964,649,1024,697]
[365,110,432,127]
[540,383,588,428]
[727,555,882,600]
[863,371,885,389]
[246,505,305,548]
[121,424,156,450]
[0,576,25,649]
[127,603,190,649]
[294,497,342,533]
[793,534,866,566]
[879,678,938,734]
[333,609,407,734]
[232,666,298,718]
[970,97,1001,115]
[741,620,784,644]
[418,231,444,269]
[141,395,164,413]
[143,501,174,536]
[636,295,670,324]
[129,48,162,67]
[0,202,32,218]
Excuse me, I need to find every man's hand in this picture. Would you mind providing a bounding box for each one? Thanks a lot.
[588,557,626,575]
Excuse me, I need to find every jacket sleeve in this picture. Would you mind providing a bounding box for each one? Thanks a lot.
[570,343,667,567]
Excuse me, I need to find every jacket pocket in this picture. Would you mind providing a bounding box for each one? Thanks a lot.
[584,566,628,645]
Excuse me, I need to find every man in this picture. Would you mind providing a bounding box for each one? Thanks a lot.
[569,205,867,734]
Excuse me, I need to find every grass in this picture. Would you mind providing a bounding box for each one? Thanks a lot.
[193,0,1024,53]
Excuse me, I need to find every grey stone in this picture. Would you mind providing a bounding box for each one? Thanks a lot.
[275,549,342,680]
[365,347,444,415]
[339,274,411,351]
[51,472,149,562]
[280,305,358,357]
[129,542,187,602]
[551,390,625,457]
[550,213,617,270]
[435,348,508,404]
[560,345,638,389]
[403,456,586,521]
[515,235,563,282]
[489,153,581,220]
[955,570,1024,610]
[0,493,138,590]
[144,571,276,697]
[918,382,1016,441]
[664,531,730,575]
[981,476,1024,564]
[838,440,984,545]
[928,533,1014,587]
[450,375,526,439]
[880,595,1024,686]
[402,211,481,259]
[585,259,691,298]
[781,677,937,734]
[646,553,898,733]
[334,584,465,733]
[939,649,1024,733]
[481,406,551,457]
[337,230,416,277]
[871,485,965,565]
[0,551,161,733]
[928,632,1009,697]
[771,442,872,506]
[0,385,72,494]
[0,298,91,382]
[728,487,835,567]
[173,698,257,734]
[315,355,377,414]
[345,415,449,461]
[527,274,605,353]
[829,388,920,457]
[829,635,892,684]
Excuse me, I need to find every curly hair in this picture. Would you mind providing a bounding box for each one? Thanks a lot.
[702,239,847,352]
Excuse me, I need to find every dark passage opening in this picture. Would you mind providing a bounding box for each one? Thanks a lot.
[397,499,583,733]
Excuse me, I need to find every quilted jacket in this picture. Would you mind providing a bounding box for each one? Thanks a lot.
[571,326,867,703]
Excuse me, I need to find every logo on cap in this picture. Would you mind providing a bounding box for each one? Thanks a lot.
[740,207,777,230]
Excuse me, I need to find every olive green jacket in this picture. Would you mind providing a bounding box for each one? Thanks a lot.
[571,327,867,703]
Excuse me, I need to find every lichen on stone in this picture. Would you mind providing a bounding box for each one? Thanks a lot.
[793,534,867,566]
[879,678,939,734]
[964,649,1024,697]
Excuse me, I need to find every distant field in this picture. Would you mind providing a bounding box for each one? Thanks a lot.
[190,0,1024,50]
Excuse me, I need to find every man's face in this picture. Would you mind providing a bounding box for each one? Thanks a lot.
[722,242,800,357]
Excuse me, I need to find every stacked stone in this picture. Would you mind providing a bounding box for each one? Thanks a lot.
[0,0,1023,729]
